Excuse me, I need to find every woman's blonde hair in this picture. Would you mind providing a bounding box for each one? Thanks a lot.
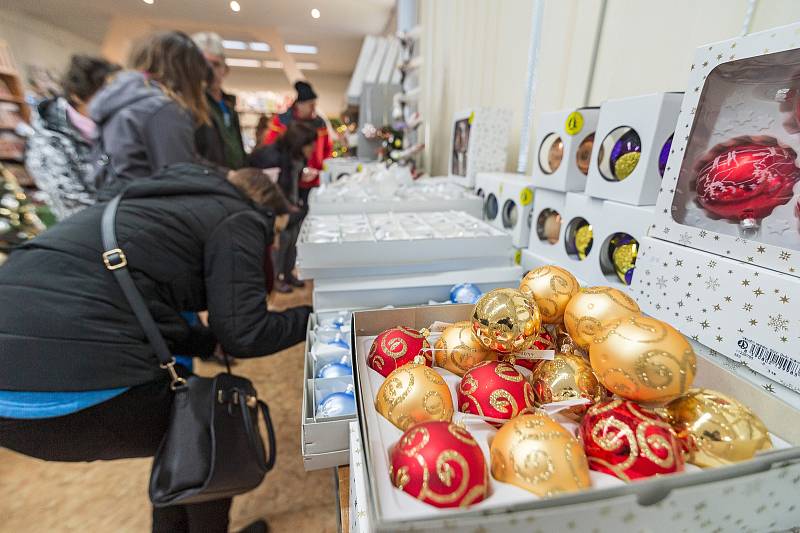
[129,31,210,125]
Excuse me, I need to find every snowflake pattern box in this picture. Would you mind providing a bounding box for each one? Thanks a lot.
[652,22,800,278]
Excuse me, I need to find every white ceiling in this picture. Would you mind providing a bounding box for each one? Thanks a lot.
[3,0,395,74]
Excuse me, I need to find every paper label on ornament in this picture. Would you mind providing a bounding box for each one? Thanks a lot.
[428,321,453,332]
[515,349,555,360]
[538,398,591,415]
[735,336,800,389]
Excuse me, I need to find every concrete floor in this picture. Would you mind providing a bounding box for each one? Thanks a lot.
[0,283,339,533]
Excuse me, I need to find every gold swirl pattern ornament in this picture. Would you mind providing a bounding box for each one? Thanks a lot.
[389,421,489,508]
[664,388,772,468]
[433,321,497,376]
[456,361,534,427]
[375,363,453,431]
[580,399,685,481]
[490,413,591,497]
[471,288,542,354]
[368,326,432,378]
[530,351,607,420]
[589,315,696,403]
[563,286,641,351]
[519,265,580,324]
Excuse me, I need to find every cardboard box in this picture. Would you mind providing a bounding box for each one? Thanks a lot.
[448,107,512,188]
[633,235,800,395]
[312,265,523,312]
[651,23,800,279]
[475,172,535,248]
[531,108,600,192]
[556,192,605,283]
[526,188,567,259]
[301,312,356,470]
[584,93,682,205]
[351,305,800,532]
[308,186,483,218]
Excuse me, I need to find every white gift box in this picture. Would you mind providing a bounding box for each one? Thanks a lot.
[448,107,512,188]
[321,157,363,184]
[584,93,682,206]
[556,192,605,283]
[531,107,600,192]
[351,305,800,532]
[591,201,657,295]
[474,172,536,248]
[348,421,372,533]
[526,188,567,261]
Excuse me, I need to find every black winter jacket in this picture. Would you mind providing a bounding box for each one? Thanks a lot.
[0,163,311,391]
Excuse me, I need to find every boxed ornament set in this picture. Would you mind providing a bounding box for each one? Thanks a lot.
[448,107,513,188]
[474,172,536,248]
[347,267,800,532]
[532,107,600,192]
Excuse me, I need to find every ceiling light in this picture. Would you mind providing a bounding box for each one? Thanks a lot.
[225,58,260,68]
[263,60,284,69]
[222,40,247,50]
[249,42,271,52]
[143,0,154,4]
[285,44,318,54]
[229,1,241,12]
[296,62,319,70]
[311,8,320,18]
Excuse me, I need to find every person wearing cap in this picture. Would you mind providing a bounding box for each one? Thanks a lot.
[192,32,246,170]
[261,80,333,197]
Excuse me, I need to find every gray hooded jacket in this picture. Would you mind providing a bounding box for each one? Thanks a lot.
[89,71,197,199]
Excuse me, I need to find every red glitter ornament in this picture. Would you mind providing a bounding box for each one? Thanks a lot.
[580,399,685,481]
[457,361,535,426]
[368,326,431,378]
[499,330,555,372]
[696,142,800,223]
[389,421,489,508]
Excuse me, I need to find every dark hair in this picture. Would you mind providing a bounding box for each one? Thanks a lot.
[129,31,210,124]
[61,55,120,104]
[227,167,290,214]
[276,121,318,160]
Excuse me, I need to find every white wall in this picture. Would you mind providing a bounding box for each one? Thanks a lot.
[421,0,800,176]
[0,8,100,86]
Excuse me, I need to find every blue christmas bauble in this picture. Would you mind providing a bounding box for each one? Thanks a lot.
[449,283,482,304]
[316,362,353,379]
[316,391,356,418]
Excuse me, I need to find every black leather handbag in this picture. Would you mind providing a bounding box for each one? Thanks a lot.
[101,194,276,506]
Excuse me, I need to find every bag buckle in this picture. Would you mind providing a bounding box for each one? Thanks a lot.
[217,388,258,408]
[102,248,128,270]
[160,358,187,390]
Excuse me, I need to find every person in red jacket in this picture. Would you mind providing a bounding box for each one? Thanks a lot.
[262,80,332,204]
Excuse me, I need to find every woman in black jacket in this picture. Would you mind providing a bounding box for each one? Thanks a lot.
[248,121,317,293]
[0,163,309,533]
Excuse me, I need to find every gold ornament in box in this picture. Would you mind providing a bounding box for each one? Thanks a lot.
[375,362,454,431]
[490,412,591,497]
[664,388,771,468]
[519,265,580,324]
[563,286,641,350]
[529,351,607,420]
[590,315,696,403]
[433,321,497,377]
[471,288,542,354]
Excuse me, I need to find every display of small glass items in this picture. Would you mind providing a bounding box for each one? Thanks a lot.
[311,310,356,419]
[301,211,505,244]
[670,47,800,248]
[0,164,45,251]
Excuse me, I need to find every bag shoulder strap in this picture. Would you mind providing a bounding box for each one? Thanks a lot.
[101,195,185,388]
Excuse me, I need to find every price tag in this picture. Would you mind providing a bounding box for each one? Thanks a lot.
[565,111,584,136]
[514,249,522,265]
[468,111,475,124]
[519,187,533,206]
[356,164,363,172]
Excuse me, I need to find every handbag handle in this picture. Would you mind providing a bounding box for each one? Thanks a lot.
[237,391,277,473]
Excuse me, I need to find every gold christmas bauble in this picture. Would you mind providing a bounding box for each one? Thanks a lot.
[519,265,580,324]
[530,352,607,420]
[490,413,591,497]
[375,363,454,431]
[563,286,640,350]
[434,321,497,376]
[590,315,696,403]
[472,288,542,354]
[664,388,771,468]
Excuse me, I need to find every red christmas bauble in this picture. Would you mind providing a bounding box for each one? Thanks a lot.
[499,330,555,372]
[696,143,800,220]
[368,326,431,377]
[389,421,489,508]
[580,399,685,481]
[457,361,535,426]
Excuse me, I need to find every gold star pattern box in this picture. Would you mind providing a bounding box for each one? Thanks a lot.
[637,21,800,397]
